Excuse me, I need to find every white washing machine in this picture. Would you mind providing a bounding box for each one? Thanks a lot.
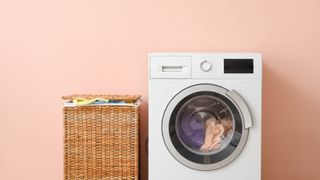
[148,53,262,180]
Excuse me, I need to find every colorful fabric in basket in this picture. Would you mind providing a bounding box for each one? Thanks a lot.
[71,97,129,106]
[72,98,109,105]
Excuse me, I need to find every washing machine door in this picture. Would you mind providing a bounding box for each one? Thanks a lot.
[162,84,252,171]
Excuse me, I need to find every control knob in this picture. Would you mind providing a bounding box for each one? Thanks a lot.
[200,60,212,72]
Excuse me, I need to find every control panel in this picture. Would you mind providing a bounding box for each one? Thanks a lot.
[149,53,261,79]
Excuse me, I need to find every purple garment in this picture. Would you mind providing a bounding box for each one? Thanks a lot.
[178,113,205,148]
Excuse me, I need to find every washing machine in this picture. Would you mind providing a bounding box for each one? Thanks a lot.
[148,53,262,180]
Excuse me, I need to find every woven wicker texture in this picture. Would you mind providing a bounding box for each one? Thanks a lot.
[63,96,140,180]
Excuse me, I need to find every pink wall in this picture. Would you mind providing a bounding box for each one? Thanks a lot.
[1,0,320,179]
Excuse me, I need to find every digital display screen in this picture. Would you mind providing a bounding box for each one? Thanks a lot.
[224,59,254,73]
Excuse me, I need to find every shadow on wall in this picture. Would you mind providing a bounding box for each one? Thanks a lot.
[139,101,148,180]
[262,63,320,180]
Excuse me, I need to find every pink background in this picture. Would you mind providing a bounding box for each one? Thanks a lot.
[1,0,320,179]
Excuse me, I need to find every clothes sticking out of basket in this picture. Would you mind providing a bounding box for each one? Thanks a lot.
[63,94,141,106]
[62,94,141,180]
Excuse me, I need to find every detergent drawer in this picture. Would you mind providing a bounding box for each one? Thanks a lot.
[149,55,192,79]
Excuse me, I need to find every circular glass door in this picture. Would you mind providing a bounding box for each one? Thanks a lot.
[162,84,251,170]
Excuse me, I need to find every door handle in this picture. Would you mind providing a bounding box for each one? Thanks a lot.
[226,90,253,129]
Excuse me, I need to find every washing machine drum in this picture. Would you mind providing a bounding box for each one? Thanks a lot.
[162,84,252,171]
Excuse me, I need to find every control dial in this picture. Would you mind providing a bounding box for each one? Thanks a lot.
[200,60,212,72]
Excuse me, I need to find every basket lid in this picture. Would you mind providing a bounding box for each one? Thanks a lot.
[62,94,141,102]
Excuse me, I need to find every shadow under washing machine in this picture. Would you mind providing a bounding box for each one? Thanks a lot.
[148,53,262,180]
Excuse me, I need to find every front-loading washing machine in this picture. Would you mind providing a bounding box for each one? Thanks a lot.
[148,53,262,180]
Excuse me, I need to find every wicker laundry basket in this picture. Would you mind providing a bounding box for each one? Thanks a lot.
[62,95,140,180]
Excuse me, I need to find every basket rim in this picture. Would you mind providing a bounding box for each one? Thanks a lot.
[62,94,141,102]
